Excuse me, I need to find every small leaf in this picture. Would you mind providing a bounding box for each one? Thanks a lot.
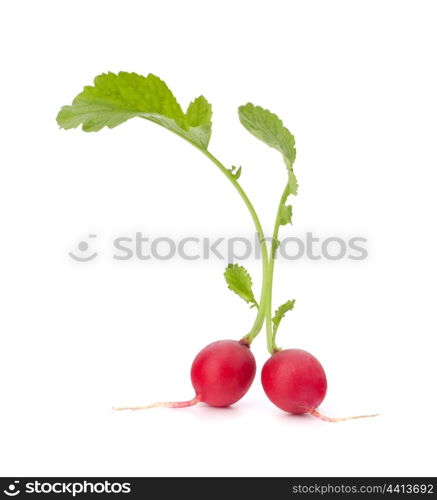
[224,264,258,308]
[186,95,213,148]
[228,165,242,179]
[272,299,295,335]
[279,204,292,226]
[238,103,298,194]
[288,169,298,195]
[186,95,212,127]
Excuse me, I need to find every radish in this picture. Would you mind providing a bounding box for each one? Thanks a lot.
[262,349,378,421]
[114,340,256,410]
[261,349,327,414]
[58,73,376,421]
[58,74,269,412]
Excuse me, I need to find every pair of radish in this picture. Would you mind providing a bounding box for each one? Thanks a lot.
[57,72,376,422]
[117,340,327,417]
[115,340,374,422]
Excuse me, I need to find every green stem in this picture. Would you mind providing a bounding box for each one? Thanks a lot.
[149,122,270,342]
[163,128,293,352]
[265,184,290,354]
[193,147,270,342]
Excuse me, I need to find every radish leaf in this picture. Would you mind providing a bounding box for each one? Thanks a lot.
[56,72,213,149]
[279,203,293,226]
[272,299,295,335]
[238,103,297,195]
[224,264,258,308]
[185,95,213,148]
[228,165,242,179]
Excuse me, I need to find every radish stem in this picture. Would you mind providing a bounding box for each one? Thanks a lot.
[192,147,269,342]
[265,183,291,354]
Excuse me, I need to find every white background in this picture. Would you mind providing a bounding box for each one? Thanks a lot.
[1,0,436,477]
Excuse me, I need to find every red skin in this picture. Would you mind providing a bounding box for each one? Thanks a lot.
[261,349,327,414]
[191,340,256,407]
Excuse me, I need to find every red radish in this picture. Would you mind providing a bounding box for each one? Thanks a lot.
[261,349,377,422]
[115,340,256,411]
[262,349,327,414]
[191,339,256,406]
[59,77,378,422]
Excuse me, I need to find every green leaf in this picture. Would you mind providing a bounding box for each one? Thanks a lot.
[238,103,298,194]
[186,95,212,127]
[56,72,213,149]
[185,95,213,149]
[272,299,295,335]
[228,165,242,179]
[224,264,258,308]
[279,203,292,226]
